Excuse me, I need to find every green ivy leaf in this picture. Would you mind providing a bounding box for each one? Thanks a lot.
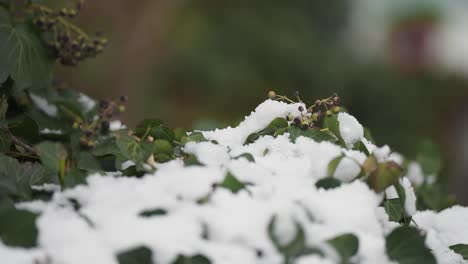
[327,233,359,264]
[63,168,88,189]
[117,246,154,264]
[449,244,468,260]
[9,115,40,144]
[184,154,203,166]
[116,134,153,164]
[386,226,436,264]
[135,119,175,142]
[416,183,454,212]
[315,178,342,190]
[220,172,246,193]
[0,8,53,90]
[35,141,67,174]
[0,198,38,248]
[0,154,57,200]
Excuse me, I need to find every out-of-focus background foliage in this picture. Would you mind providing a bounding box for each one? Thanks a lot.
[58,0,468,201]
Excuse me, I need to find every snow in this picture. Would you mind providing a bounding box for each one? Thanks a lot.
[39,128,63,135]
[337,112,364,148]
[405,162,425,187]
[2,100,468,264]
[78,93,96,112]
[29,93,58,117]
[400,177,417,216]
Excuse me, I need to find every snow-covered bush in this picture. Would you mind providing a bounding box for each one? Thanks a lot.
[1,1,468,264]
[1,89,468,264]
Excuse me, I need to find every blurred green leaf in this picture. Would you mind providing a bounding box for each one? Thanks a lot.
[135,119,175,142]
[220,172,246,193]
[386,226,436,264]
[327,233,359,263]
[0,198,38,248]
[35,141,66,174]
[173,254,211,264]
[181,131,207,145]
[0,8,52,90]
[315,178,342,190]
[234,153,255,162]
[245,117,288,144]
[384,198,403,222]
[328,155,344,177]
[449,244,468,260]
[117,246,154,264]
[268,215,306,262]
[289,126,337,143]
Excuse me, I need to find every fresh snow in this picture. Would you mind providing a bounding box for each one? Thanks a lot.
[337,112,364,148]
[29,93,58,117]
[2,100,468,264]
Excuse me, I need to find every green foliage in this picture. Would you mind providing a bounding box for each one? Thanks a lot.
[172,254,211,264]
[386,226,436,264]
[116,246,154,264]
[0,7,52,90]
[219,172,247,193]
[268,215,307,263]
[0,198,38,248]
[449,244,468,260]
[245,117,288,144]
[315,178,342,190]
[327,233,359,264]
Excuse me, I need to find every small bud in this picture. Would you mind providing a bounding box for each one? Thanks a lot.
[119,95,128,102]
[72,122,79,129]
[332,106,340,113]
[147,136,154,142]
[87,140,96,149]
[286,114,294,121]
[293,117,301,126]
[311,113,318,122]
[301,120,309,130]
[315,100,322,106]
[118,105,126,112]
[268,91,276,99]
[326,110,333,116]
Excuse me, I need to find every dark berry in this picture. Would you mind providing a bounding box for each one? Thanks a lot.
[119,95,128,102]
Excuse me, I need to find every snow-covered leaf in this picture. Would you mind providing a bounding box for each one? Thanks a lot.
[449,244,468,260]
[386,226,436,264]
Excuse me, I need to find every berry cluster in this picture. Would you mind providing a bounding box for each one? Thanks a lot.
[74,96,127,150]
[268,91,342,130]
[30,1,108,66]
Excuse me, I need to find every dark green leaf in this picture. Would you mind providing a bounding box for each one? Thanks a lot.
[35,141,66,174]
[0,128,11,152]
[135,119,175,142]
[181,132,207,145]
[449,244,468,260]
[268,215,306,261]
[315,178,342,190]
[139,208,168,217]
[173,254,211,264]
[116,134,153,163]
[0,198,38,248]
[0,154,58,200]
[384,198,403,222]
[0,9,53,90]
[220,172,246,193]
[154,139,174,155]
[184,154,203,166]
[63,168,88,189]
[327,233,359,263]
[323,115,345,146]
[289,126,337,143]
[9,115,40,143]
[234,153,255,162]
[76,152,101,172]
[416,183,454,212]
[117,246,154,264]
[244,118,288,144]
[386,226,436,264]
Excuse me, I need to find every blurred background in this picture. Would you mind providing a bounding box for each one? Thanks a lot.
[57,0,468,202]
